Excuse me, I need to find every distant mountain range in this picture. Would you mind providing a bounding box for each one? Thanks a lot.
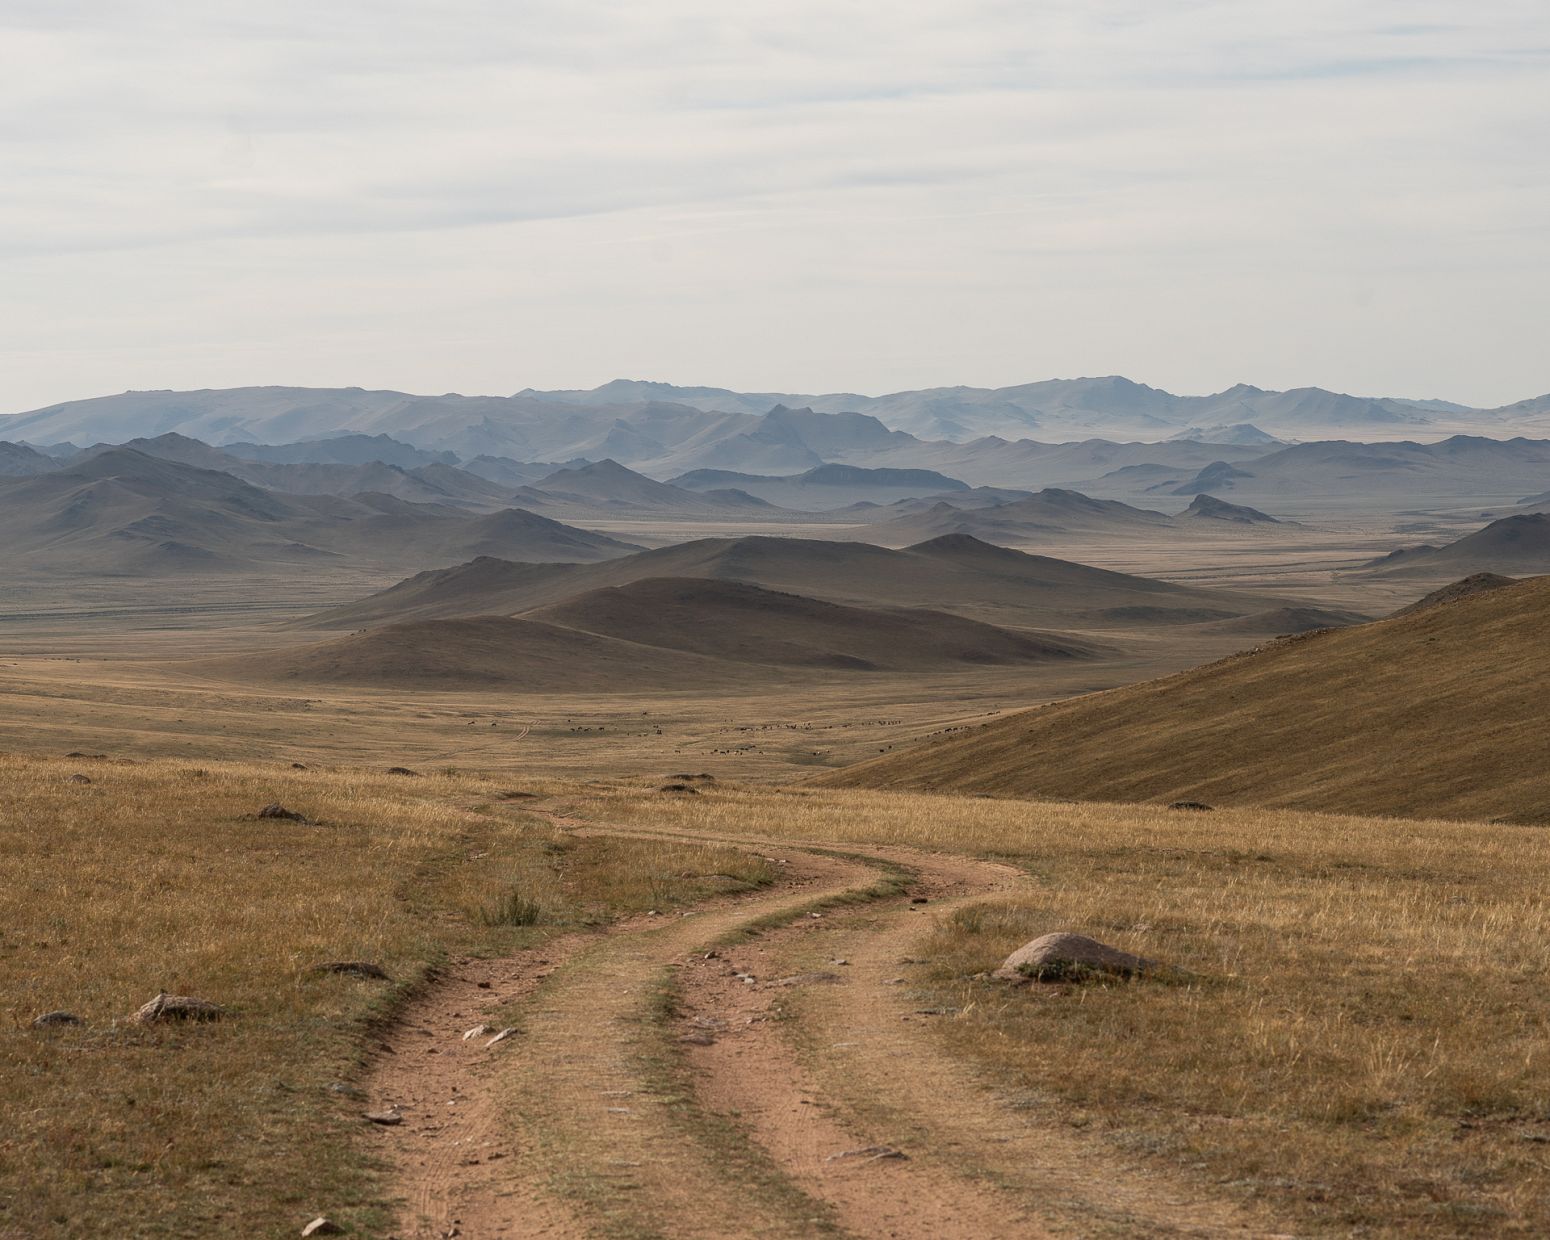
[5,377,1546,470]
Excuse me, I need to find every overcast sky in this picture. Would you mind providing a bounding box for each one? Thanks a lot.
[2,1,1546,411]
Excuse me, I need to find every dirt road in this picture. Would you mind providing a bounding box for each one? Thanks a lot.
[361,802,1275,1238]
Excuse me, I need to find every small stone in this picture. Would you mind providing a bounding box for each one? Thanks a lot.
[385,766,419,777]
[291,762,308,770]
[257,803,310,823]
[129,992,224,1024]
[326,1082,365,1101]
[301,1218,344,1236]
[462,1024,490,1041]
[363,1109,402,1125]
[485,1027,518,1047]
[66,773,92,785]
[910,896,928,904]
[1169,800,1215,812]
[31,1010,84,1028]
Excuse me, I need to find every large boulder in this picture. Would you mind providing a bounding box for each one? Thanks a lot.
[993,932,1159,983]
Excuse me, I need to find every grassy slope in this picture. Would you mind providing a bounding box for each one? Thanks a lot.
[821,574,1550,821]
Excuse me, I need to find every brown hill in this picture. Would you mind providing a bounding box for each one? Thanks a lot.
[821,575,1550,821]
[209,615,749,691]
[1365,513,1550,577]
[224,576,1099,691]
[524,577,1100,671]
[1391,573,1519,617]
[305,533,1276,631]
[1199,605,1369,635]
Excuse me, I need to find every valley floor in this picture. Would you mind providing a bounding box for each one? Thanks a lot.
[2,521,1534,1237]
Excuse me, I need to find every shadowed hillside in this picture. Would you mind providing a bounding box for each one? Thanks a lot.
[525,577,1101,670]
[1367,513,1550,577]
[304,533,1279,630]
[822,575,1550,821]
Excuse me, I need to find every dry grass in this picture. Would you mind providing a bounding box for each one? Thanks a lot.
[590,782,1550,1235]
[0,756,770,1238]
[824,575,1550,822]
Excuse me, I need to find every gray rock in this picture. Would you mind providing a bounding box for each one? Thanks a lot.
[306,961,390,981]
[66,773,92,785]
[258,803,310,823]
[363,1109,403,1125]
[129,992,225,1023]
[993,932,1161,984]
[31,1010,84,1028]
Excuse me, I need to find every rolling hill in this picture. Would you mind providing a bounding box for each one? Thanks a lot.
[1160,437,1550,506]
[0,441,58,477]
[822,574,1550,821]
[669,463,972,510]
[513,459,776,518]
[0,449,638,574]
[221,575,1100,691]
[1365,514,1550,577]
[524,577,1099,670]
[856,488,1174,545]
[209,615,749,691]
[303,532,1279,632]
[73,433,516,509]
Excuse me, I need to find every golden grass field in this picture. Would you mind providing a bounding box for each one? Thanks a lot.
[6,752,1549,1235]
[2,528,1538,1237]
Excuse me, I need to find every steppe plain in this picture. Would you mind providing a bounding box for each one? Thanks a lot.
[4,386,1550,1239]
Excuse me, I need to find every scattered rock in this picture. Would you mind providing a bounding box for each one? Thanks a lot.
[1169,801,1214,812]
[363,1108,402,1125]
[772,971,842,988]
[824,1145,908,1163]
[385,766,419,777]
[301,1218,344,1237]
[66,773,92,785]
[31,1010,84,1028]
[129,992,225,1024]
[257,803,310,823]
[306,961,390,981]
[993,932,1162,984]
[485,1027,518,1048]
